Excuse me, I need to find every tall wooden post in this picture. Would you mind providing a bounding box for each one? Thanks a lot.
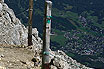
[28,0,33,46]
[42,1,52,69]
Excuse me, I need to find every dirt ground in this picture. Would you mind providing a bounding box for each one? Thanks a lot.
[0,44,40,69]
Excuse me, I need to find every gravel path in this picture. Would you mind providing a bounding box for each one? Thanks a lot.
[0,45,40,69]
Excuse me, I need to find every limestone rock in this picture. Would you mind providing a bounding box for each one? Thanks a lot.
[0,54,4,58]
[0,2,42,49]
[0,0,4,3]
[0,66,6,69]
[50,50,93,69]
[0,3,2,12]
[0,48,4,51]
[0,2,93,69]
[0,58,1,60]
[51,65,57,69]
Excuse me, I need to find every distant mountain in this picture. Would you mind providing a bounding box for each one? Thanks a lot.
[5,0,104,68]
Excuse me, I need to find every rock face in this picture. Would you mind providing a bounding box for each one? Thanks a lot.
[0,0,4,3]
[0,3,2,12]
[0,2,93,69]
[50,50,93,69]
[0,2,42,47]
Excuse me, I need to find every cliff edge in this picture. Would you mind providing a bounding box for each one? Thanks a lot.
[0,1,93,69]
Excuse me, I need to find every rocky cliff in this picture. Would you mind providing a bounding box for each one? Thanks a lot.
[0,1,93,69]
[0,1,42,46]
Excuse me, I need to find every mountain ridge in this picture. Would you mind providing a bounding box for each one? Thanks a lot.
[0,1,93,69]
[4,0,104,68]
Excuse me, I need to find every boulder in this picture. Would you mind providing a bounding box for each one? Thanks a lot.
[51,65,57,69]
[0,3,2,12]
[0,0,4,3]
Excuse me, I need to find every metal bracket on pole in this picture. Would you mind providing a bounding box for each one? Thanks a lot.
[29,9,33,11]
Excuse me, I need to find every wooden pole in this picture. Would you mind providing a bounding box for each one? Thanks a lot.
[28,0,33,46]
[42,1,52,69]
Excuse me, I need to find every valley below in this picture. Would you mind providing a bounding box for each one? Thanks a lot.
[5,0,104,68]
